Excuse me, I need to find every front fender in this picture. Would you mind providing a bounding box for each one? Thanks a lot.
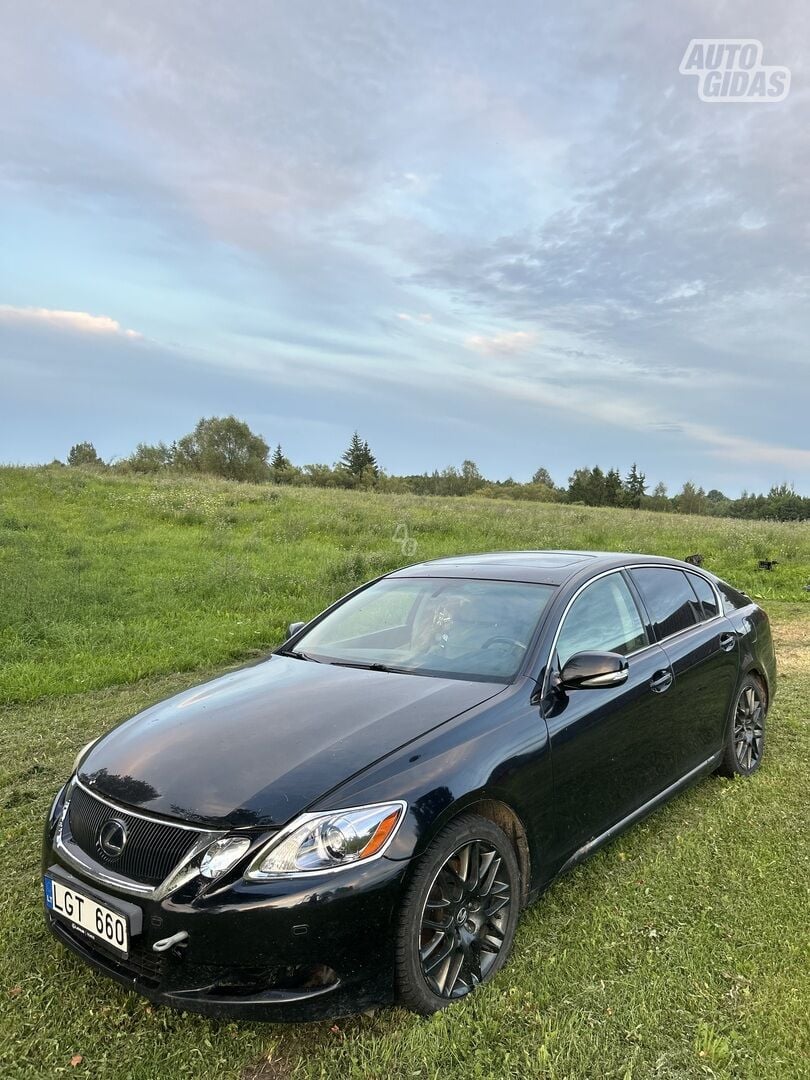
[313,679,555,894]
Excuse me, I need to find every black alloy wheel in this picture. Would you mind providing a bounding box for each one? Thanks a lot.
[395,814,520,1014]
[718,675,767,777]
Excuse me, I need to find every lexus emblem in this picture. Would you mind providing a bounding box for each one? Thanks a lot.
[98,818,128,859]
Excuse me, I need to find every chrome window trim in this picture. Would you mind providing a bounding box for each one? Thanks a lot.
[541,563,727,700]
[683,568,724,621]
[629,565,726,643]
[541,568,648,700]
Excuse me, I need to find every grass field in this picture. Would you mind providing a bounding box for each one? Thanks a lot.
[1,468,808,1079]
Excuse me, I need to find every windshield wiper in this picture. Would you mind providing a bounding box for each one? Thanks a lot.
[327,659,399,673]
[277,649,322,663]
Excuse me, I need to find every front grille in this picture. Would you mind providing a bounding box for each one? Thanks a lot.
[67,784,200,886]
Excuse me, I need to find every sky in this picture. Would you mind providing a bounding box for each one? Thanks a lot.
[1,0,808,495]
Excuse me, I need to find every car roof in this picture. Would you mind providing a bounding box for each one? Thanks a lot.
[388,550,700,586]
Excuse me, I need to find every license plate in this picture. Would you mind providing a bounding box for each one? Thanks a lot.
[44,876,129,956]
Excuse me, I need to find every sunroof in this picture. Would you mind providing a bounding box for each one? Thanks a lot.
[442,551,595,568]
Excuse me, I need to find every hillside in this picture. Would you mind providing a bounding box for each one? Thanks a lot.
[1,466,809,1078]
[1,466,808,706]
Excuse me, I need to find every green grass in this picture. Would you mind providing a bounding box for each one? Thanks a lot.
[1,467,807,706]
[1,468,808,1079]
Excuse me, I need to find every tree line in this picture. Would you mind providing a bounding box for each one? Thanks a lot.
[62,416,809,522]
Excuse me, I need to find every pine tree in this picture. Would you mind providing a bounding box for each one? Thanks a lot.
[362,440,379,477]
[270,444,290,470]
[589,465,606,506]
[340,432,378,477]
[624,462,647,508]
[604,468,623,506]
[340,432,364,474]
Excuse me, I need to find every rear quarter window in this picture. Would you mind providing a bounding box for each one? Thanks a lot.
[716,579,753,614]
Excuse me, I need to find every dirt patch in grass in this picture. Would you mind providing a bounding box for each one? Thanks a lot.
[768,604,809,677]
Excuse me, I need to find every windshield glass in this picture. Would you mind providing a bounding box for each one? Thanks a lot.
[288,576,555,681]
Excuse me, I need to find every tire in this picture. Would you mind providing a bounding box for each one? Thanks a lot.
[716,674,767,778]
[395,813,521,1015]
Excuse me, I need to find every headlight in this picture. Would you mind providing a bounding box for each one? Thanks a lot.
[245,801,406,879]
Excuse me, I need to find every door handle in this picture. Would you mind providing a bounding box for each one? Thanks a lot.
[650,669,674,694]
[719,632,737,652]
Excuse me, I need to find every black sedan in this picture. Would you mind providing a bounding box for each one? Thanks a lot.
[42,551,776,1020]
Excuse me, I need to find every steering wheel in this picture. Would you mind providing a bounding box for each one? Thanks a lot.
[481,636,526,651]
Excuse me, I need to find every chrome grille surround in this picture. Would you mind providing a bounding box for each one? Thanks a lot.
[55,779,222,899]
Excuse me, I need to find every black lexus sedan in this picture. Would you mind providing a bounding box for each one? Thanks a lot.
[43,551,776,1020]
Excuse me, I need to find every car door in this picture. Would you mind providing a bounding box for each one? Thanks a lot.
[627,567,740,774]
[541,570,680,865]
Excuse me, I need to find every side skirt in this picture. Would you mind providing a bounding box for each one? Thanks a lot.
[555,751,723,879]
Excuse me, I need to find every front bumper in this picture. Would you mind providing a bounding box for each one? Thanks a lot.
[42,831,409,1021]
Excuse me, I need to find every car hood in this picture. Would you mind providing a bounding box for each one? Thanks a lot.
[79,655,504,829]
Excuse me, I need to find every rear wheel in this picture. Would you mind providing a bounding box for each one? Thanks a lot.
[717,674,767,777]
[395,813,520,1014]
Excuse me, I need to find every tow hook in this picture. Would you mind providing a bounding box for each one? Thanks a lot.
[152,930,189,953]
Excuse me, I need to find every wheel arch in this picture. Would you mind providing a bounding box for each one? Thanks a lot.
[469,798,531,908]
[406,793,532,908]
[742,664,770,706]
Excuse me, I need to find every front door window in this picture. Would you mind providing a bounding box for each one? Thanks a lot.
[556,573,648,668]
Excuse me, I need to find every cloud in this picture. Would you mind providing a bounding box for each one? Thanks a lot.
[0,305,141,339]
[464,330,537,355]
[0,1,807,491]
[655,280,706,305]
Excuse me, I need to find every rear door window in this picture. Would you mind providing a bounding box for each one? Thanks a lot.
[629,567,699,640]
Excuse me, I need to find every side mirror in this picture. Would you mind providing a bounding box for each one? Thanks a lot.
[287,621,306,639]
[559,651,629,690]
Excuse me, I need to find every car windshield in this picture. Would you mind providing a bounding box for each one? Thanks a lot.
[286,576,556,681]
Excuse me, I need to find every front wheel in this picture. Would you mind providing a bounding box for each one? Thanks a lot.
[717,674,767,777]
[395,813,520,1015]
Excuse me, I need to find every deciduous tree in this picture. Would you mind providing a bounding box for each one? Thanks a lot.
[128,442,172,473]
[174,416,269,482]
[531,466,554,487]
[67,442,104,467]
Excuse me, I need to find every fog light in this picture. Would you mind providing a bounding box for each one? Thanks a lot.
[200,837,251,879]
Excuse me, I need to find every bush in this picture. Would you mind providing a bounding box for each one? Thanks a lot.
[67,442,104,467]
